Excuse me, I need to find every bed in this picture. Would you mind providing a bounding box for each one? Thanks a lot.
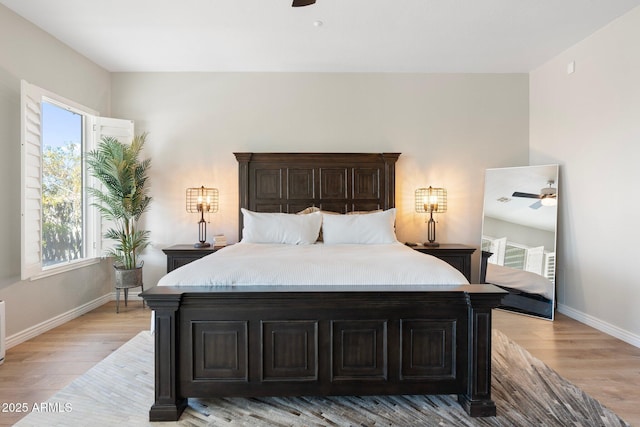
[142,152,507,421]
[481,251,554,319]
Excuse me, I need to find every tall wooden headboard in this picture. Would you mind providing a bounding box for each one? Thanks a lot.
[234,153,401,238]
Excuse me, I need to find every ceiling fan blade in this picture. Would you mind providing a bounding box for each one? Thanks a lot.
[529,200,542,209]
[512,191,541,199]
[292,0,316,6]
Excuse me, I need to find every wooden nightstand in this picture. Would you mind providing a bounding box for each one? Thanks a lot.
[408,243,476,281]
[162,244,227,273]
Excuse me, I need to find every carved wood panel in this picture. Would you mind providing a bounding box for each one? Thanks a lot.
[353,168,380,200]
[254,203,284,213]
[318,202,348,213]
[192,321,248,381]
[253,168,284,212]
[331,320,387,381]
[262,321,318,381]
[287,168,315,200]
[319,168,348,200]
[400,320,456,380]
[255,169,282,199]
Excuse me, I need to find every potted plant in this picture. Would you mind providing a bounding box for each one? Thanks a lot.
[87,133,152,300]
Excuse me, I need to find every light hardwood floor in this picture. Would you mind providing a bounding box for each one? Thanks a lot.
[0,303,639,426]
[493,309,640,426]
[0,301,150,426]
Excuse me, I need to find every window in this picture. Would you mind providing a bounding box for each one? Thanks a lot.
[41,101,84,267]
[482,235,555,282]
[21,81,134,280]
[503,244,526,270]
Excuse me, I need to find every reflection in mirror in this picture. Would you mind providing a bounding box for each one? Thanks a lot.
[481,165,559,320]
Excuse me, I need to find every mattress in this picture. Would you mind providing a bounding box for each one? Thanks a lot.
[157,242,469,287]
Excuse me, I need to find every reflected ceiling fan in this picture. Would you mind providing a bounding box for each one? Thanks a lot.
[512,180,557,209]
[292,0,316,6]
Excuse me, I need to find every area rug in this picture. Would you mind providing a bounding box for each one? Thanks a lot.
[15,330,629,427]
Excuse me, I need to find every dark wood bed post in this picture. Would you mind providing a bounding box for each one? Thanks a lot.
[381,153,398,210]
[147,293,187,421]
[234,152,252,239]
[458,293,499,417]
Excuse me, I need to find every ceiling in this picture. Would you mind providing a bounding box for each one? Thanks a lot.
[483,165,558,232]
[2,0,639,73]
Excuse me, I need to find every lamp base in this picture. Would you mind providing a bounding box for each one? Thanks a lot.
[193,242,211,248]
[423,242,440,247]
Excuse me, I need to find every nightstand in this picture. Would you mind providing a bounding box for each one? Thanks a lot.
[162,244,227,273]
[408,243,476,281]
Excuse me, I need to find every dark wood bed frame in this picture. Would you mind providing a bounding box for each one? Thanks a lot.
[142,153,507,422]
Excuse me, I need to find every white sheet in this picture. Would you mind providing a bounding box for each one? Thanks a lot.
[158,242,469,287]
[486,262,554,300]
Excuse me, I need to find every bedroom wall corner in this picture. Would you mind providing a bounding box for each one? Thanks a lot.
[529,6,640,345]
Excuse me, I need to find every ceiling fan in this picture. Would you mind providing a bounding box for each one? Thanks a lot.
[512,180,557,209]
[292,0,316,6]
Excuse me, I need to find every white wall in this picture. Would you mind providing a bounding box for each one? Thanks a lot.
[530,6,640,343]
[111,72,529,287]
[0,5,113,338]
[483,217,556,252]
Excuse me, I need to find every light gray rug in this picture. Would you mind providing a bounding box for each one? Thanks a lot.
[16,330,629,427]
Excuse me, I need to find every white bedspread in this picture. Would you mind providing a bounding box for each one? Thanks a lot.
[158,242,469,287]
[486,263,554,300]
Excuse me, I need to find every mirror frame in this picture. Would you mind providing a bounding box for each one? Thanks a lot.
[481,164,559,320]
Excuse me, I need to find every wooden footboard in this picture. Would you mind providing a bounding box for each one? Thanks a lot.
[142,285,506,421]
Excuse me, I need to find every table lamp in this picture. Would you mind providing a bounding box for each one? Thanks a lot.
[186,186,219,248]
[415,186,447,247]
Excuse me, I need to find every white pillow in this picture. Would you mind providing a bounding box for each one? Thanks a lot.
[321,208,398,244]
[241,209,322,244]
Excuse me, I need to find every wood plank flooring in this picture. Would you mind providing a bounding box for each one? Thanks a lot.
[0,303,638,426]
[0,302,149,426]
[493,309,640,426]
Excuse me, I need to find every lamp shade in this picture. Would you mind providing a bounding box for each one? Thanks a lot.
[415,187,447,214]
[186,186,219,214]
[540,196,557,207]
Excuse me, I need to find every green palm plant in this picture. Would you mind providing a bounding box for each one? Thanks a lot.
[87,133,152,269]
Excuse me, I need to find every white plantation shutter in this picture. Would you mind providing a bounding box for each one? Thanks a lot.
[21,81,44,280]
[524,246,544,275]
[544,252,556,284]
[88,116,135,255]
[487,236,506,266]
[91,117,134,142]
[20,80,133,279]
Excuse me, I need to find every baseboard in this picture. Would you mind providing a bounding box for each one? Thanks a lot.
[109,291,144,301]
[6,294,112,350]
[558,303,640,348]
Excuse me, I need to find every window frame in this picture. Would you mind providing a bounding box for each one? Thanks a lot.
[21,81,133,280]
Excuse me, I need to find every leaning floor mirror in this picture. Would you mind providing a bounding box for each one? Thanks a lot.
[481,165,559,320]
